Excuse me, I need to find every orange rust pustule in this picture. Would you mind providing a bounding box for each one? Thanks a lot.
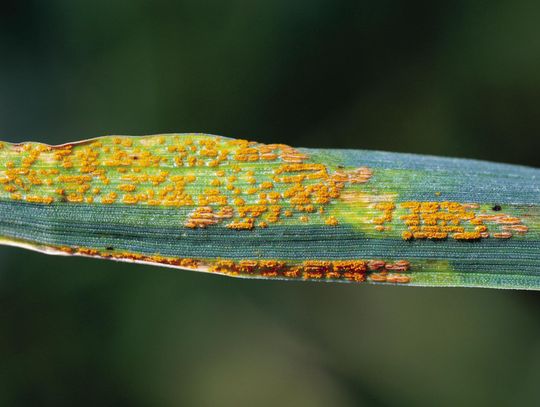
[55,244,412,284]
[372,201,396,232]
[211,258,411,283]
[396,201,528,241]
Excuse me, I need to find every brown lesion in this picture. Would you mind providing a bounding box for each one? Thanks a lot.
[475,213,529,239]
[331,167,372,184]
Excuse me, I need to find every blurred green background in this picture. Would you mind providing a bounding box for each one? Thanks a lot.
[1,1,540,406]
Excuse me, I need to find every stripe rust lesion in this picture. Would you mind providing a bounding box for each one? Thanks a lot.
[371,200,528,240]
[0,135,372,230]
[57,244,412,284]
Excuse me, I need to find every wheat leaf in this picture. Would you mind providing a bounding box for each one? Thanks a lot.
[0,134,538,289]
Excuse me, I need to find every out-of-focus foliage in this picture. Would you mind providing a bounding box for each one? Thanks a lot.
[1,1,540,406]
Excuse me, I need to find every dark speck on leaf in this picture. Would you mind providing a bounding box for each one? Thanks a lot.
[492,205,502,211]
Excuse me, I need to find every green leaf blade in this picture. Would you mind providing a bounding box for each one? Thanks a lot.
[0,134,538,289]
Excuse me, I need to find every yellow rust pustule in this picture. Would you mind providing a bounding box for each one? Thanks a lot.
[0,135,372,230]
[395,201,528,241]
